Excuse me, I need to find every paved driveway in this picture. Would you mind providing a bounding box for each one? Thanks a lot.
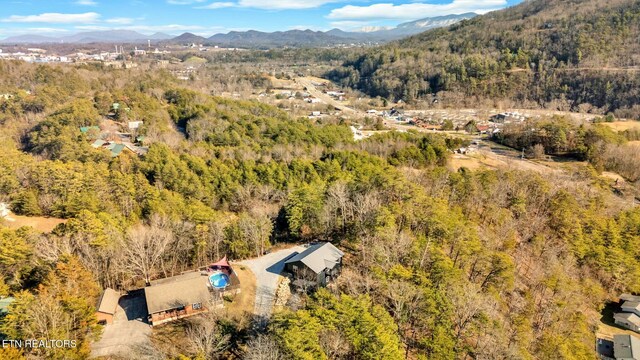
[91,290,152,358]
[240,245,306,319]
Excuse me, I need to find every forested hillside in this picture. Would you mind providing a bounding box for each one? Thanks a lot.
[0,60,639,359]
[328,0,640,117]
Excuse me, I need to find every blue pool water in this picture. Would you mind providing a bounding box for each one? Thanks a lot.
[209,273,230,289]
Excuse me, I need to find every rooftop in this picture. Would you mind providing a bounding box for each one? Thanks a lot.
[615,312,640,327]
[622,294,640,302]
[145,272,212,314]
[614,334,640,360]
[97,288,120,315]
[623,301,640,311]
[285,242,344,274]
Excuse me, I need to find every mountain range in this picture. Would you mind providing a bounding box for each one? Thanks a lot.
[1,30,172,44]
[0,13,477,48]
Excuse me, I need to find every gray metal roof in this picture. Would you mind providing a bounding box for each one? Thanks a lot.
[145,272,212,314]
[615,312,640,327]
[97,288,120,315]
[621,294,640,302]
[614,334,640,359]
[623,301,640,312]
[285,242,344,274]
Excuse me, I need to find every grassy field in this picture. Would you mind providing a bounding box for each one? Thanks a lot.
[1,214,66,233]
[224,263,256,319]
[602,121,640,132]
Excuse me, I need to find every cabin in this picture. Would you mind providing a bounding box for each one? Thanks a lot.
[144,257,239,326]
[96,288,120,325]
[285,242,344,290]
[144,272,215,326]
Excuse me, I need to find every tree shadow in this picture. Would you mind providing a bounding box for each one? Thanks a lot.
[600,300,624,329]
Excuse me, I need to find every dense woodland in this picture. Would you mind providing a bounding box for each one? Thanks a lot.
[328,0,640,117]
[0,57,639,360]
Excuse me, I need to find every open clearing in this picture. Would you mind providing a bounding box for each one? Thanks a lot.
[601,121,640,132]
[2,214,66,233]
[223,262,257,319]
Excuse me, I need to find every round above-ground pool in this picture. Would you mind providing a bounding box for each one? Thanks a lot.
[209,272,230,289]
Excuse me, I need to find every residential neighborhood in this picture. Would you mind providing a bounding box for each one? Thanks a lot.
[90,244,343,357]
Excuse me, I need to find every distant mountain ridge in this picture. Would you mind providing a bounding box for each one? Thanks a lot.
[0,13,477,47]
[1,30,172,44]
[184,13,478,48]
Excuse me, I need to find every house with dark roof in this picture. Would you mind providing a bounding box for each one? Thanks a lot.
[144,272,215,326]
[142,257,240,326]
[96,288,120,325]
[614,334,640,360]
[284,242,344,289]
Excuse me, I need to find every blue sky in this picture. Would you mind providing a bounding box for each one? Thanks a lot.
[0,0,523,38]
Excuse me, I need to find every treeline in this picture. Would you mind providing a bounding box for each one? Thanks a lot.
[327,0,640,117]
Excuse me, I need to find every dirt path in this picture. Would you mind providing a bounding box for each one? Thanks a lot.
[295,77,361,116]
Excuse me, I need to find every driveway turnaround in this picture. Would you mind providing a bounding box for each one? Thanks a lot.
[90,290,152,358]
[240,245,306,318]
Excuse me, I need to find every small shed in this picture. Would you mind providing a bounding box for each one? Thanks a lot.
[96,288,120,325]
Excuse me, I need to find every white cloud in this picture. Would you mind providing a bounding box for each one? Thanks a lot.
[236,0,344,9]
[106,17,135,24]
[198,0,345,10]
[198,2,235,9]
[75,0,98,5]
[167,0,206,4]
[328,0,507,20]
[2,12,101,23]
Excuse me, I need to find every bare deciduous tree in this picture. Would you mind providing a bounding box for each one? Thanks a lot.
[123,222,173,285]
[244,334,283,360]
[186,313,230,360]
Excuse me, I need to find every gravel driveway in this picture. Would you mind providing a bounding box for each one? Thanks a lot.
[90,291,152,358]
[240,245,306,319]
